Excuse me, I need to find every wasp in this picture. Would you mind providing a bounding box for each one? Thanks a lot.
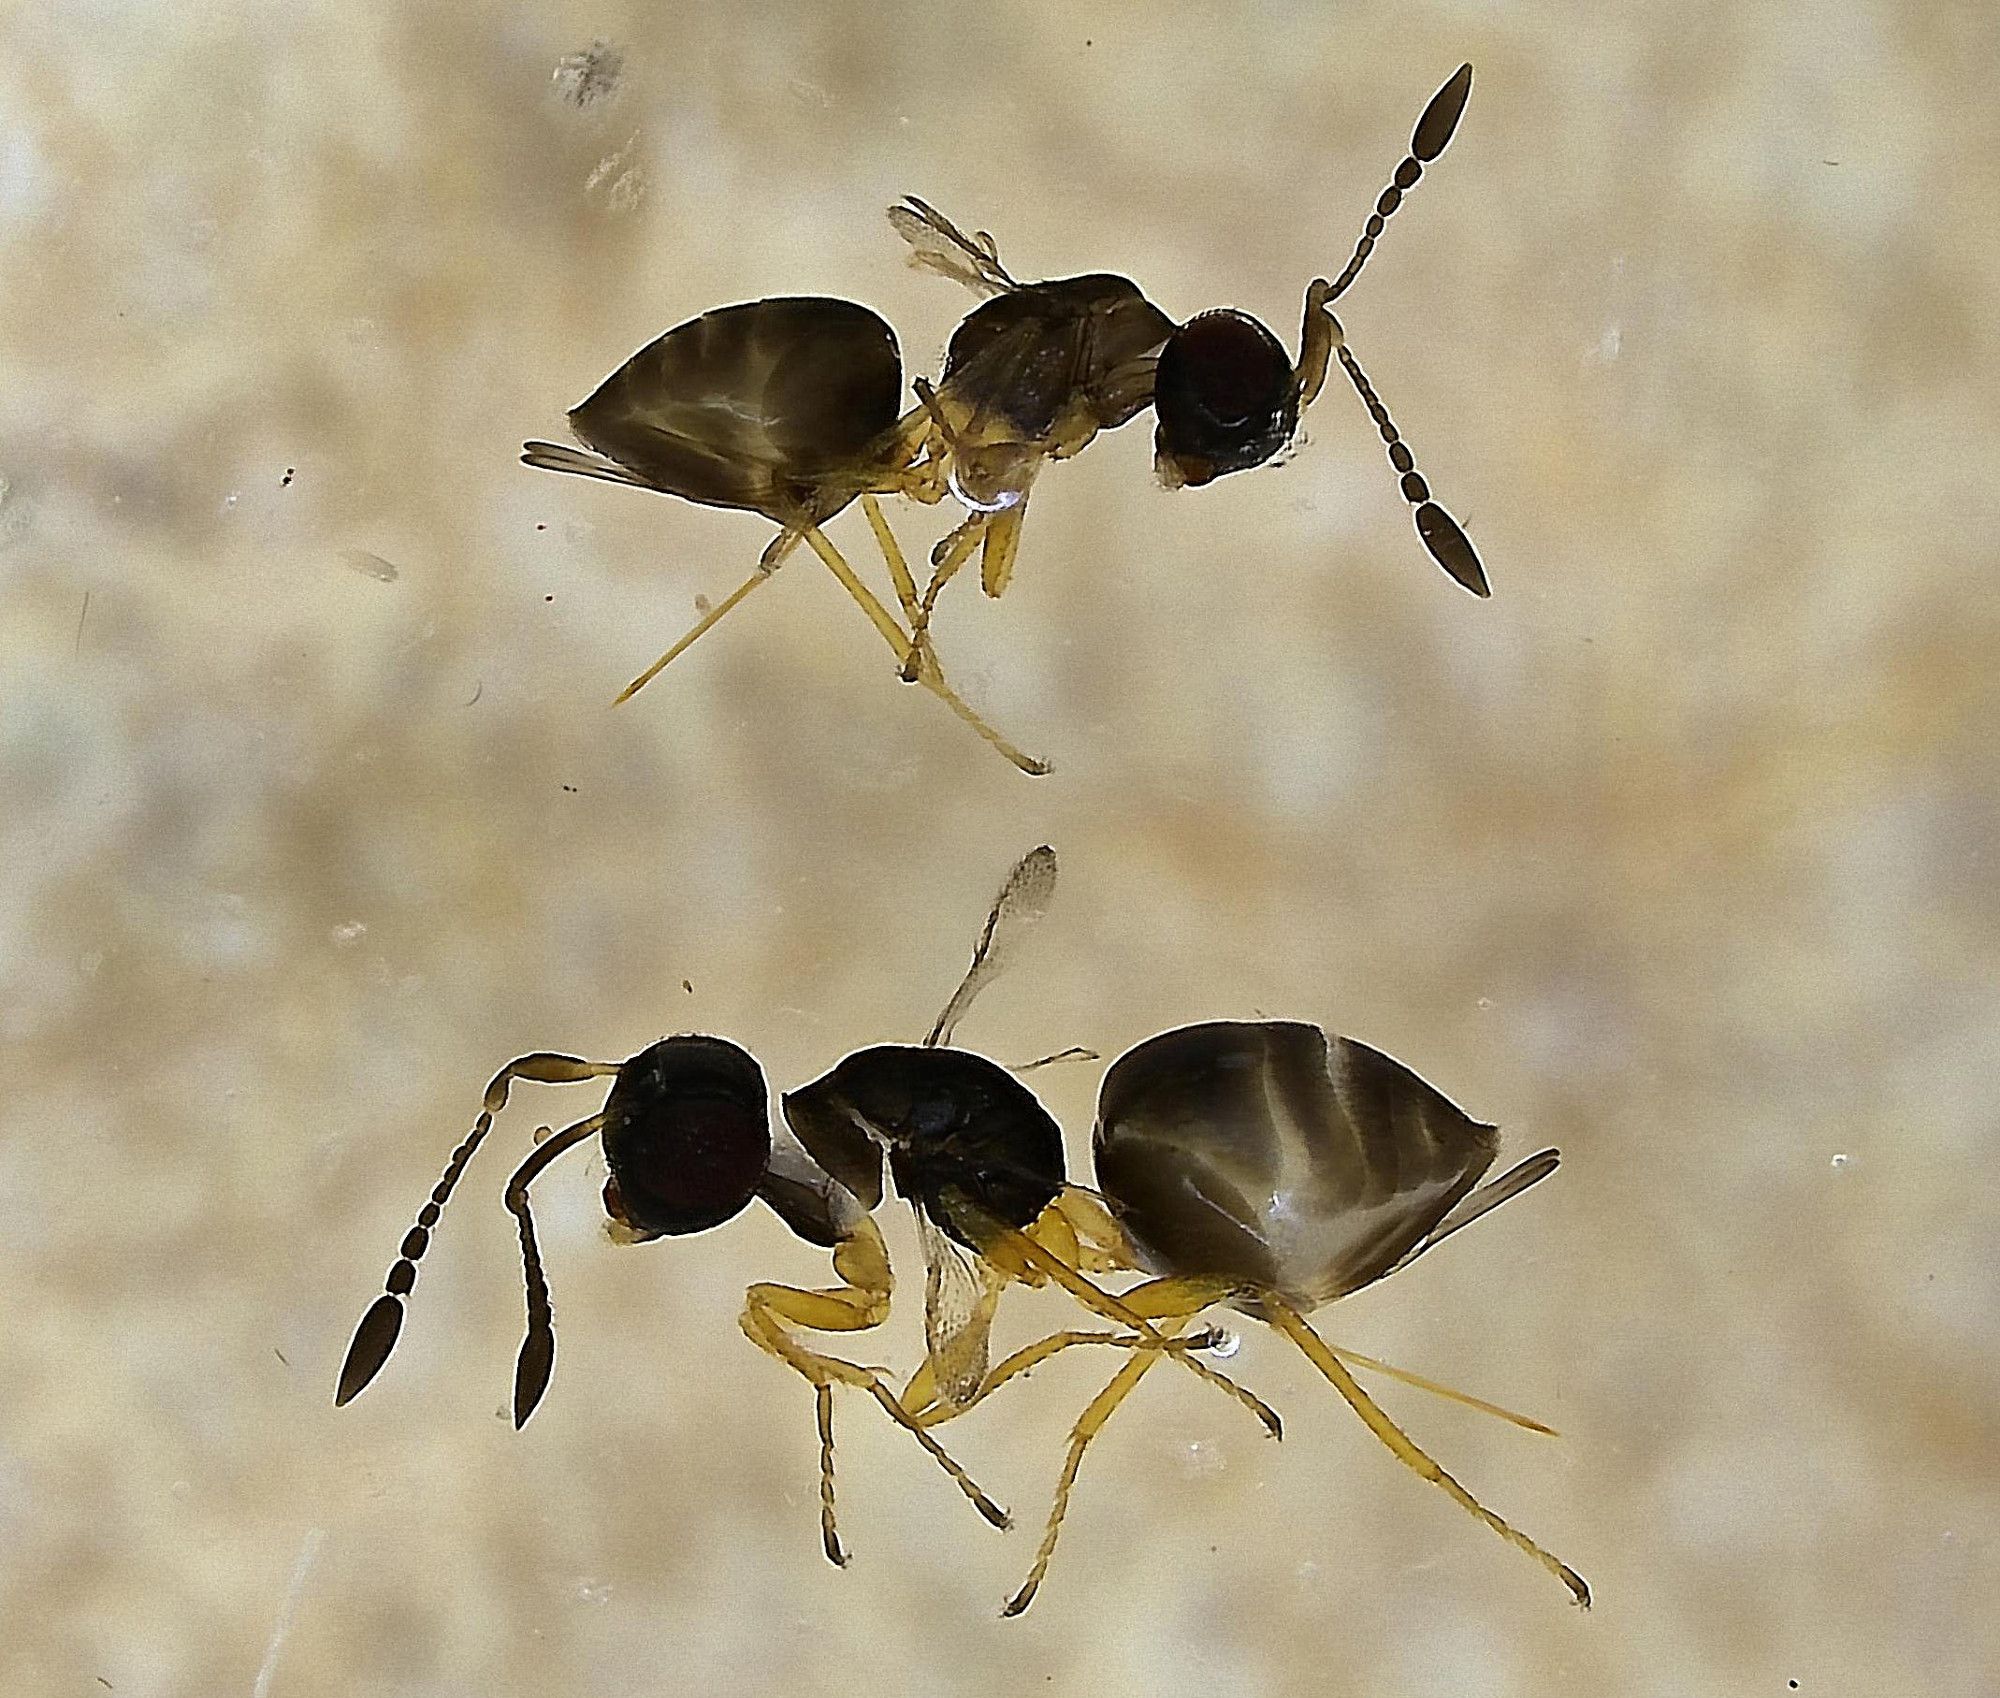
[889,62,1488,669]
[332,849,1273,1567]
[523,295,1048,774]
[916,1016,1589,1615]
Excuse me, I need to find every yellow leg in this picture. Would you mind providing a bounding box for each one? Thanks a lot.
[1008,1189,1131,1279]
[812,1382,839,1560]
[1024,1199,1082,1274]
[859,492,943,685]
[1003,1315,1194,1616]
[1045,1188,1133,1274]
[898,448,951,506]
[1000,1196,1556,1435]
[612,401,945,706]
[900,518,982,682]
[859,493,923,631]
[615,565,777,703]
[979,501,1026,598]
[1266,1297,1590,1607]
[990,1229,1278,1438]
[1022,1202,1553,1434]
[932,1268,1277,1613]
[910,1324,1226,1427]
[913,1318,1553,1439]
[798,524,921,659]
[799,526,1050,776]
[873,405,950,506]
[898,1235,1270,1432]
[615,530,801,704]
[739,1217,1008,1564]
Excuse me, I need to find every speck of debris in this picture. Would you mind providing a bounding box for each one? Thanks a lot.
[585,134,648,212]
[555,39,624,108]
[561,784,578,793]
[342,548,399,583]
[282,467,295,486]
[465,679,483,706]
[536,522,547,530]
[545,594,555,602]
[682,979,693,994]
[274,1348,290,1366]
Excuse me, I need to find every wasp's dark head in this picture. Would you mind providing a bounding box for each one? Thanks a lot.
[1152,309,1299,488]
[599,1036,771,1240]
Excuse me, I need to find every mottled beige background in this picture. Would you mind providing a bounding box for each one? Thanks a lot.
[3,0,1995,1693]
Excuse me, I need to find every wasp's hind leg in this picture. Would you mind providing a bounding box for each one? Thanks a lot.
[797,523,1049,775]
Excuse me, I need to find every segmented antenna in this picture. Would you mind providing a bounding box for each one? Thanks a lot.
[1325,63,1473,305]
[503,1115,605,1428]
[334,1052,614,1408]
[334,1117,489,1408]
[1331,325,1489,597]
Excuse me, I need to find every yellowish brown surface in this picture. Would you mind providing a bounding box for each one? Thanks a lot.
[3,2,1996,1693]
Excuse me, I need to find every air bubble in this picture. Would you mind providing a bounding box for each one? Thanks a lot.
[1205,1328,1241,1359]
[1181,1439,1225,1478]
[947,465,1025,515]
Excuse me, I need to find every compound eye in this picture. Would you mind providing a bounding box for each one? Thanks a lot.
[1153,310,1298,485]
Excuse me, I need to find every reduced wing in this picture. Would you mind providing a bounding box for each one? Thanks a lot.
[927,845,1059,1047]
[914,1204,1006,1409]
[888,196,1016,297]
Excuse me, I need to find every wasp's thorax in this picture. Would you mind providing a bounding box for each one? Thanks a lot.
[926,274,1172,516]
[600,1036,772,1241]
[782,1045,1065,1251]
[1094,1020,1499,1310]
